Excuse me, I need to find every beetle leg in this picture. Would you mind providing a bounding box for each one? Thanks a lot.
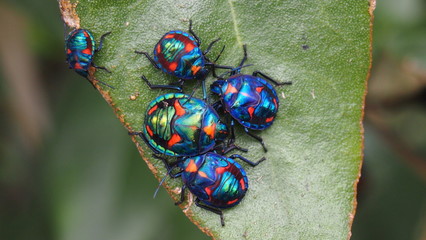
[188,19,201,46]
[175,185,187,206]
[141,75,183,92]
[252,71,292,86]
[135,51,160,69]
[203,38,221,56]
[237,44,248,70]
[195,198,225,227]
[229,154,266,167]
[92,62,111,73]
[96,31,111,52]
[244,127,267,152]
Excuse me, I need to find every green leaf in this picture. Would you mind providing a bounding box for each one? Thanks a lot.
[59,0,373,238]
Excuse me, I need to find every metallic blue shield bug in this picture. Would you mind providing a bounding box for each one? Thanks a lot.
[130,93,231,157]
[159,152,265,226]
[65,29,113,88]
[211,45,292,151]
[135,20,231,97]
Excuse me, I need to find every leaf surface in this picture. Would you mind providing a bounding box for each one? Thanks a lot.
[60,0,373,238]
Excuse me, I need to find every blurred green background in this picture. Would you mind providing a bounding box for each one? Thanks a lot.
[0,1,425,240]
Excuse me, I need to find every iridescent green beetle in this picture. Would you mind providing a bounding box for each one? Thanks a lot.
[130,93,231,157]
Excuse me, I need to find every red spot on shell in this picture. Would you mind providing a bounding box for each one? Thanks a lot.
[74,62,83,70]
[174,100,185,116]
[185,43,195,52]
[204,186,212,195]
[167,133,182,148]
[215,166,227,175]
[169,62,178,71]
[227,199,239,205]
[148,105,158,115]
[255,86,264,93]
[82,48,92,55]
[240,179,246,190]
[248,107,255,118]
[164,34,175,39]
[265,117,274,123]
[146,125,153,137]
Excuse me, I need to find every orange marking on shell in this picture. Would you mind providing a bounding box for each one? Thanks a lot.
[255,86,264,93]
[148,105,158,115]
[82,48,92,55]
[185,43,195,52]
[227,199,239,205]
[240,179,246,190]
[83,31,89,37]
[167,133,182,148]
[174,100,185,116]
[66,49,72,54]
[169,62,178,71]
[248,107,255,118]
[203,123,216,139]
[146,125,153,137]
[191,65,201,75]
[156,44,161,54]
[224,85,238,95]
[265,116,274,123]
[185,159,198,172]
[273,98,278,107]
[198,171,208,178]
[164,34,175,39]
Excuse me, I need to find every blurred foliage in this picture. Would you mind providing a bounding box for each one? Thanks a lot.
[0,0,425,240]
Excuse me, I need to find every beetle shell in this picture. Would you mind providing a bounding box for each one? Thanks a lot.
[153,30,207,79]
[212,74,279,130]
[65,29,96,77]
[180,152,248,209]
[143,93,228,157]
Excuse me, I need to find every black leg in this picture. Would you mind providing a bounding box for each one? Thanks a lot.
[92,62,111,73]
[174,185,187,206]
[206,62,234,78]
[141,75,183,92]
[96,31,111,52]
[229,154,266,167]
[135,51,160,69]
[238,44,248,68]
[223,119,248,154]
[195,198,225,226]
[188,20,201,46]
[128,131,143,137]
[203,38,220,56]
[87,73,114,89]
[244,127,267,152]
[252,71,292,86]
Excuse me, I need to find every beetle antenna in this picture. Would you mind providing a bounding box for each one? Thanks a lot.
[153,166,175,199]
[217,64,254,79]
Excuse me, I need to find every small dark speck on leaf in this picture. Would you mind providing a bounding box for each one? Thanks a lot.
[302,44,310,50]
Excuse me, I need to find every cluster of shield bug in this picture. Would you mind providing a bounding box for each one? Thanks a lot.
[65,20,291,226]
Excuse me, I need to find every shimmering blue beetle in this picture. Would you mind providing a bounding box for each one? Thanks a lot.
[211,45,292,151]
[158,152,265,226]
[65,29,113,88]
[135,20,230,98]
[129,93,242,157]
